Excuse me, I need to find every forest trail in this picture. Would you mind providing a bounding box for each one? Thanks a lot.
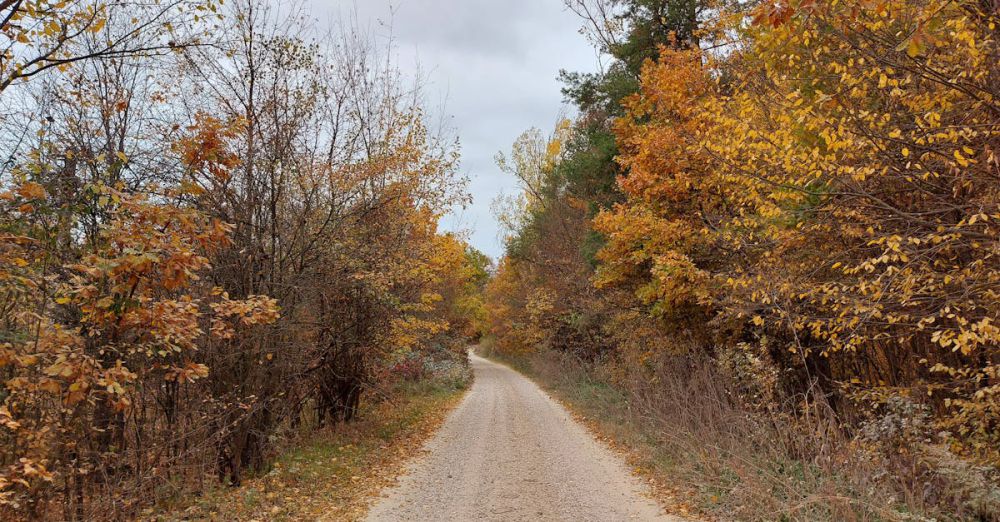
[365,351,682,521]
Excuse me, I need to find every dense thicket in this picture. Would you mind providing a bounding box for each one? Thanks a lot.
[484,0,1000,518]
[0,1,480,519]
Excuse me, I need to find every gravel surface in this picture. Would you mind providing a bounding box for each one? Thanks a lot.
[365,352,683,521]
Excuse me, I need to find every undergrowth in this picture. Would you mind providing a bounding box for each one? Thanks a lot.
[153,358,472,521]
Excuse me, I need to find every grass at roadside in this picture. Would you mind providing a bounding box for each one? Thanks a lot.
[153,377,468,522]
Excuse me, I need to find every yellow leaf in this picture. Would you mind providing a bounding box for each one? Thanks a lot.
[89,19,106,34]
[954,150,969,167]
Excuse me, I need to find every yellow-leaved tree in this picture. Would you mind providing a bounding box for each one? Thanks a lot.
[602,0,1000,462]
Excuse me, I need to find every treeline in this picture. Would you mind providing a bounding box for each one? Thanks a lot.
[0,1,483,519]
[484,0,999,519]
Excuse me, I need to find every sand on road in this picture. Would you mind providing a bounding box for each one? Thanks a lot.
[365,351,684,521]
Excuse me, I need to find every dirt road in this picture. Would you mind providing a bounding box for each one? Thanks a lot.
[365,352,682,521]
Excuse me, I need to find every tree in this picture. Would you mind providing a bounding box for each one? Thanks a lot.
[0,0,218,93]
[0,1,475,518]
[599,0,1000,463]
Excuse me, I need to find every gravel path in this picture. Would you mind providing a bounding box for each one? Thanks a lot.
[365,352,683,521]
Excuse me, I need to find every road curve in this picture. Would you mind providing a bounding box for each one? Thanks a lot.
[365,352,682,521]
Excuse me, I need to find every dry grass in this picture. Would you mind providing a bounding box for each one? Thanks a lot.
[150,376,469,522]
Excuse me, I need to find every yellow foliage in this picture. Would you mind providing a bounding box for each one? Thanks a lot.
[602,0,1000,463]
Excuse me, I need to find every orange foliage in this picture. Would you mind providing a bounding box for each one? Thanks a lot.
[601,0,1000,462]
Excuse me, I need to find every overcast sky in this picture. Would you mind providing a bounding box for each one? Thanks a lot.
[305,0,601,259]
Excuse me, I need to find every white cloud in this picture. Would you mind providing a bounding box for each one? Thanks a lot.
[304,0,600,258]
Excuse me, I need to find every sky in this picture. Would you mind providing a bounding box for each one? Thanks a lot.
[305,0,601,259]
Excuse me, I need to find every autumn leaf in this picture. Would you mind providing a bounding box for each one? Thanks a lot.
[16,182,47,200]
